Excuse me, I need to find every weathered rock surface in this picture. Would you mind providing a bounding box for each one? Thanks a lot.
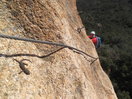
[0,0,117,99]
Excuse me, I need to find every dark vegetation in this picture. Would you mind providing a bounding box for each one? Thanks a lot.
[77,0,132,99]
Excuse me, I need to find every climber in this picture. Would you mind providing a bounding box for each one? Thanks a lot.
[88,31,101,48]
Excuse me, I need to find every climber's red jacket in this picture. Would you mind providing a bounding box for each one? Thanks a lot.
[88,35,97,45]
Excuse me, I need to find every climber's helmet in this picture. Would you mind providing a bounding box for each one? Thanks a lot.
[90,31,96,35]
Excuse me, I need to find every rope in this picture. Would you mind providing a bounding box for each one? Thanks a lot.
[0,47,65,58]
[0,33,98,59]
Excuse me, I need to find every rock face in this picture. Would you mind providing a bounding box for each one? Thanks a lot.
[0,0,117,99]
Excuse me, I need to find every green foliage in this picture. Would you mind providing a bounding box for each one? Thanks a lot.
[77,0,132,98]
[117,90,131,99]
